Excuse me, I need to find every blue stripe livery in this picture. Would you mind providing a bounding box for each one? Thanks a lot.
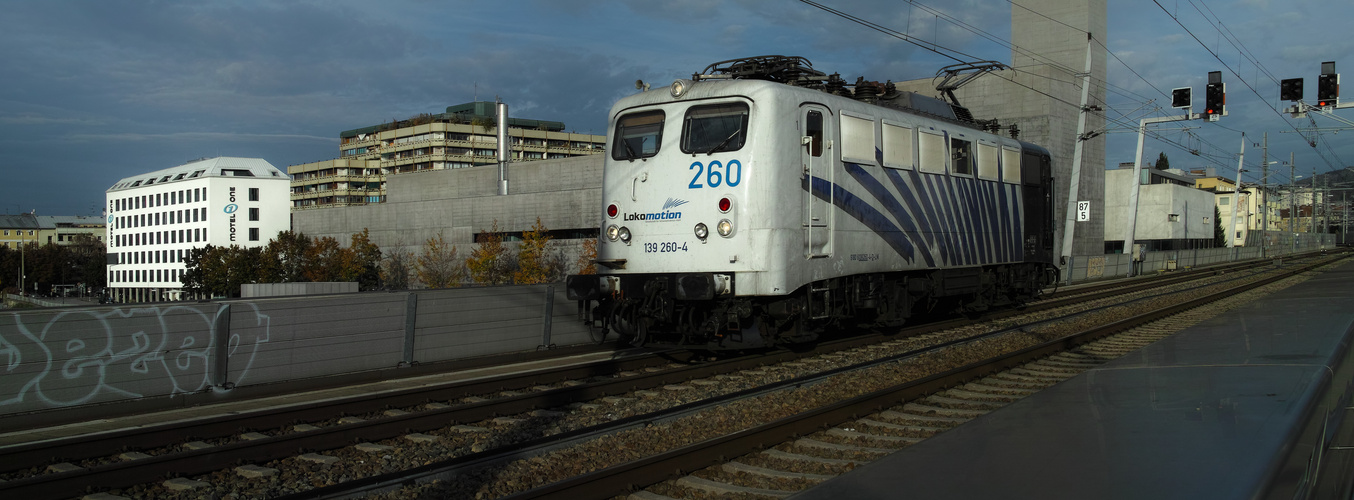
[803,163,1024,267]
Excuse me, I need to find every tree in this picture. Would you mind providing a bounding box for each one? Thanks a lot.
[467,220,512,285]
[416,232,464,289]
[260,230,312,283]
[1214,206,1226,247]
[181,245,215,298]
[303,235,358,282]
[470,115,496,134]
[223,246,263,297]
[576,238,597,275]
[68,234,107,288]
[1154,152,1170,171]
[381,244,414,290]
[349,229,383,290]
[514,218,556,284]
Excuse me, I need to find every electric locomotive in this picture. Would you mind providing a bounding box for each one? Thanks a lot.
[567,56,1058,350]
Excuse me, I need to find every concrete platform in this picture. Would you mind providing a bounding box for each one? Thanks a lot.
[792,258,1354,499]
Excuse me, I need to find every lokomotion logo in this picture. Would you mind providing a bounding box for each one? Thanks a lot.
[225,187,238,241]
[625,197,687,222]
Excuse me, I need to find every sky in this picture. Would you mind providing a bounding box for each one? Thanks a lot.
[2,0,1351,217]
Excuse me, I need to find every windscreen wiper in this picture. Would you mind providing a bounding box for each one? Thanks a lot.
[705,129,742,155]
[623,139,638,161]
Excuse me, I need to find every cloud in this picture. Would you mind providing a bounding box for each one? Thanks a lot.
[62,132,337,144]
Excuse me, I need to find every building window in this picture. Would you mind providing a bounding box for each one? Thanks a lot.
[249,188,259,201]
[249,207,259,221]
[249,228,260,241]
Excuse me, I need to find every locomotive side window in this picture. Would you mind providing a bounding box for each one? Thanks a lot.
[806,111,823,157]
[918,130,946,173]
[681,103,749,154]
[612,110,665,161]
[840,113,875,165]
[1001,147,1021,183]
[977,143,999,180]
[950,137,973,175]
[882,122,914,169]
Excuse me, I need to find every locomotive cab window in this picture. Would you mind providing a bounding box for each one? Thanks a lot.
[612,110,665,161]
[806,111,823,157]
[681,103,749,154]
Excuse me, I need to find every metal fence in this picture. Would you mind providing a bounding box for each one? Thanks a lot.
[0,285,585,417]
[1065,231,1337,282]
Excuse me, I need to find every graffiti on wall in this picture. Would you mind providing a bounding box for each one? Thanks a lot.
[0,303,271,411]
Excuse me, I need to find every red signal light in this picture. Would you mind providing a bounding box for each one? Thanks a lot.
[607,204,618,218]
[718,198,731,212]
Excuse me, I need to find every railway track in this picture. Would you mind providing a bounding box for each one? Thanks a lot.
[492,254,1345,500]
[0,253,1335,499]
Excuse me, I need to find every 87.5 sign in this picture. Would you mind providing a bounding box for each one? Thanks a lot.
[688,160,742,189]
[1076,201,1091,222]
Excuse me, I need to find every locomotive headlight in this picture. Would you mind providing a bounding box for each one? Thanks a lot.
[717,219,733,237]
[671,79,692,98]
[606,224,620,241]
[694,223,709,241]
[618,226,632,244]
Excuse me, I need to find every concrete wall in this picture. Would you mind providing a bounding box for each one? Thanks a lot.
[241,282,359,297]
[1104,169,1217,242]
[0,284,587,417]
[292,155,603,257]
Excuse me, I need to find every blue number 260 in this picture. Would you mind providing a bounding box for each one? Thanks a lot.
[688,160,742,189]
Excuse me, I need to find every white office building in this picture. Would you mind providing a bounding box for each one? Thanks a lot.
[105,157,290,302]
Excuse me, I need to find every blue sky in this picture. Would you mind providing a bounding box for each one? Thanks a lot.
[2,0,1350,216]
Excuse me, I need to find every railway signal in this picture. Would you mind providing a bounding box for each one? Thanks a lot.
[1281,78,1303,102]
[1205,71,1226,119]
[1318,61,1339,109]
[1171,87,1191,108]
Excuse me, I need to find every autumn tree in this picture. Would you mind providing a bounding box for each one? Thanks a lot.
[349,229,383,290]
[416,232,464,289]
[576,238,597,275]
[514,218,556,284]
[303,236,359,282]
[467,220,513,285]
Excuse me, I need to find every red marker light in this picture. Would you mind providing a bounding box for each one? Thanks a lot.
[607,204,618,218]
[718,198,731,212]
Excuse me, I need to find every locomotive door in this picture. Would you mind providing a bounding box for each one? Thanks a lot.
[802,106,832,258]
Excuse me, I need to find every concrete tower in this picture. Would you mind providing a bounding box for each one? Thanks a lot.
[896,0,1108,265]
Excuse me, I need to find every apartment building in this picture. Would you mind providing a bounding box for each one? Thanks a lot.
[105,157,290,303]
[0,214,105,248]
[288,101,605,209]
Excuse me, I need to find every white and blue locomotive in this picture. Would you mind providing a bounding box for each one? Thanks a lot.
[567,56,1058,349]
